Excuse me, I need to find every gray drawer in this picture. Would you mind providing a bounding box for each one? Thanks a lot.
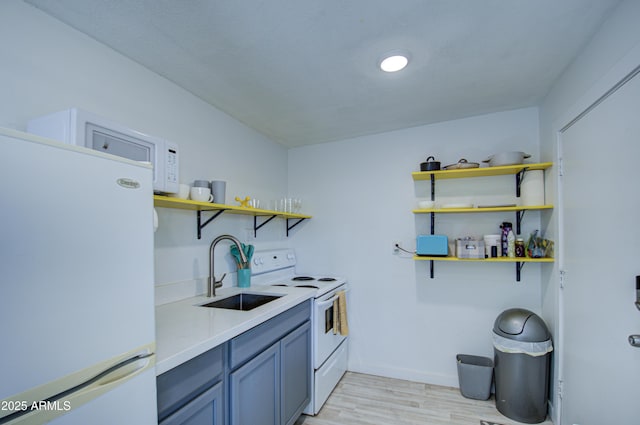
[157,344,225,421]
[229,300,311,370]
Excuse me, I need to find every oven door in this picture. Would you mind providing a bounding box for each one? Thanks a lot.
[313,285,349,370]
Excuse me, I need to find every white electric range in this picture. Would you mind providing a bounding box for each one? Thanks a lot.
[251,249,349,415]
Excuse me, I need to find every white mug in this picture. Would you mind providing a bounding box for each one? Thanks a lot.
[190,187,213,202]
[168,183,190,199]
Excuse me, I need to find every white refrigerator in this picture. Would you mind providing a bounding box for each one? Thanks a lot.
[0,128,157,424]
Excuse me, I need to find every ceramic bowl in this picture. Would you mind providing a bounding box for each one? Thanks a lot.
[418,200,435,209]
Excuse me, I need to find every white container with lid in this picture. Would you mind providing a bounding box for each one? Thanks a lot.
[483,234,501,246]
[521,170,545,206]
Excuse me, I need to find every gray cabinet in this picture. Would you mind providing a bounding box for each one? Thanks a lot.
[280,322,311,425]
[229,342,280,425]
[157,300,311,425]
[159,382,223,425]
[156,344,224,425]
[228,300,312,425]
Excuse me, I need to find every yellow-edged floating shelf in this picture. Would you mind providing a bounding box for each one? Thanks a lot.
[153,195,311,239]
[153,195,312,219]
[412,162,553,181]
[413,256,554,263]
[412,162,554,281]
[414,255,554,282]
[413,205,553,214]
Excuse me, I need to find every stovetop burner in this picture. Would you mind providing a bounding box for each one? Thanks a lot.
[251,249,346,297]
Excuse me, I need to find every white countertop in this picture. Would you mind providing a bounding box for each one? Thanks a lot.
[155,285,315,375]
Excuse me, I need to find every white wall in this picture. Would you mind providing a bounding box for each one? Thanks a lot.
[288,107,547,386]
[0,1,291,303]
[10,0,638,407]
[539,0,640,423]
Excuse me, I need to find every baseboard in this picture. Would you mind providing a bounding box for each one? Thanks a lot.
[347,362,459,388]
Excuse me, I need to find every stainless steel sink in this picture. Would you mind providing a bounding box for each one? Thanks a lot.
[200,293,282,311]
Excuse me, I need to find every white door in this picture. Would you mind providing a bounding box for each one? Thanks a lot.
[560,70,640,423]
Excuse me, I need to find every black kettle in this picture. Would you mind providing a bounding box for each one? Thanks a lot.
[420,156,441,171]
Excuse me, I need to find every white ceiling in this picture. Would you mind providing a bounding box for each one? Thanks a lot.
[25,0,620,147]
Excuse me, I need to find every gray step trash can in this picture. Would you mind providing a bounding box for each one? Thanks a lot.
[456,354,493,400]
[493,308,553,424]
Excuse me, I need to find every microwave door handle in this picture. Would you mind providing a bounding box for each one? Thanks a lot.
[315,288,350,308]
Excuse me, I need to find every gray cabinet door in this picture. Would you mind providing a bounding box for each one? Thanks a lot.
[229,341,280,425]
[159,381,223,425]
[280,322,311,425]
[157,344,224,422]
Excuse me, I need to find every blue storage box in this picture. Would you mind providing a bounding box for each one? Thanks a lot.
[416,235,448,256]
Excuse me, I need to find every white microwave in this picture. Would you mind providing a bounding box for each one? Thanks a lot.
[27,108,179,194]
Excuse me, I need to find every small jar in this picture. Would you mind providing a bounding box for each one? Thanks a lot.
[515,238,525,258]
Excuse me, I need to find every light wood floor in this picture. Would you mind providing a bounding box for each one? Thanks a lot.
[295,372,553,425]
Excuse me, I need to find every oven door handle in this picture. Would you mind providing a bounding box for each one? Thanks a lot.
[316,288,350,307]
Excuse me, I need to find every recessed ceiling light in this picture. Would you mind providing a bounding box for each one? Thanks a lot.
[379,51,410,73]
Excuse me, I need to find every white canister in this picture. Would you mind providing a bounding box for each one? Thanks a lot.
[483,234,501,257]
[521,170,545,206]
[483,234,501,246]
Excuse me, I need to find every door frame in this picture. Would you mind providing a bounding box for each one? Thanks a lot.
[554,62,640,424]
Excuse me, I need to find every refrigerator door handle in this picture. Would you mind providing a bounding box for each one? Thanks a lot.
[0,352,154,425]
[64,352,154,394]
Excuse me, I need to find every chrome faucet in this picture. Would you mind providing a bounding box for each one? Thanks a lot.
[208,234,247,297]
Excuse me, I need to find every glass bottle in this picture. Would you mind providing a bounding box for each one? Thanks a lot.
[515,238,525,257]
[500,222,513,257]
[507,230,516,258]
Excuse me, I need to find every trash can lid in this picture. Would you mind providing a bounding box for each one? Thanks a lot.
[493,308,550,342]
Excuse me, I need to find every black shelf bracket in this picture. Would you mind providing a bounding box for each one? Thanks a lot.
[286,218,307,237]
[197,209,227,240]
[429,175,436,278]
[254,215,277,237]
[430,174,436,201]
[516,261,525,282]
[430,207,436,278]
[515,209,526,235]
[515,167,530,197]
[430,211,435,235]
